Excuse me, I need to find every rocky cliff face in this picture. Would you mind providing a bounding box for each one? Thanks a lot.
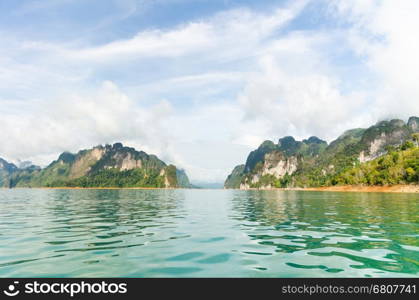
[239,153,299,189]
[176,169,192,188]
[225,116,419,189]
[7,143,190,188]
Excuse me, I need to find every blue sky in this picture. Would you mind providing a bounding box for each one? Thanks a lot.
[1,0,418,183]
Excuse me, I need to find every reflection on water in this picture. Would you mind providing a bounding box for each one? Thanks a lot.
[0,189,417,277]
[230,190,419,276]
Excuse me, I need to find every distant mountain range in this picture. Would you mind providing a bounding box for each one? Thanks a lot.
[225,116,419,189]
[0,143,191,188]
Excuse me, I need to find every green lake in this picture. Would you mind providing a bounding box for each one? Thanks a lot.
[0,189,418,277]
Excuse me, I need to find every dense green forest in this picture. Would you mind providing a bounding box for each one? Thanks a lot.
[3,143,190,188]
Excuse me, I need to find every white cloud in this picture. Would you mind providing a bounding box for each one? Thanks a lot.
[234,33,372,144]
[0,81,173,165]
[23,0,308,65]
[0,0,311,182]
[330,0,419,120]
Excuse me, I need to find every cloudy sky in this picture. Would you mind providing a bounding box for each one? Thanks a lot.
[1,0,418,183]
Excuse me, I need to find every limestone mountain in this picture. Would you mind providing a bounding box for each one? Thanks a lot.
[0,158,17,187]
[176,169,193,188]
[225,116,419,189]
[227,135,327,189]
[7,143,191,188]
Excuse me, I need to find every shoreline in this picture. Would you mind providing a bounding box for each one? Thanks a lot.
[237,185,419,193]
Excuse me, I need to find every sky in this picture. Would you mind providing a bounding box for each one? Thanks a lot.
[1,0,418,184]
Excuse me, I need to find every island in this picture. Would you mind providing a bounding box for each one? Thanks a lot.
[225,116,419,192]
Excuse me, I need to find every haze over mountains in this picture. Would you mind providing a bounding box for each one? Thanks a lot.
[1,117,418,189]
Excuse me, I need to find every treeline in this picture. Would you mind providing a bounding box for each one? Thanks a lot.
[245,139,418,188]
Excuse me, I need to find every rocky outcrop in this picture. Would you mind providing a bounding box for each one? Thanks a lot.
[359,132,387,163]
[0,158,18,187]
[225,136,318,189]
[224,164,245,189]
[244,140,276,173]
[236,152,299,189]
[0,158,17,173]
[68,146,106,178]
[120,153,142,171]
[408,116,419,132]
[176,169,192,188]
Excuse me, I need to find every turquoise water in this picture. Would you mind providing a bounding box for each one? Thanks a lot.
[0,189,418,277]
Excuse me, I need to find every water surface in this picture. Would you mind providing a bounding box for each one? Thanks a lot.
[0,189,418,277]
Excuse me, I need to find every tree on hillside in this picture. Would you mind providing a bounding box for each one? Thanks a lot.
[412,133,419,147]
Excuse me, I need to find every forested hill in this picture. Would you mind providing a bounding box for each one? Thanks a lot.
[225,116,419,189]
